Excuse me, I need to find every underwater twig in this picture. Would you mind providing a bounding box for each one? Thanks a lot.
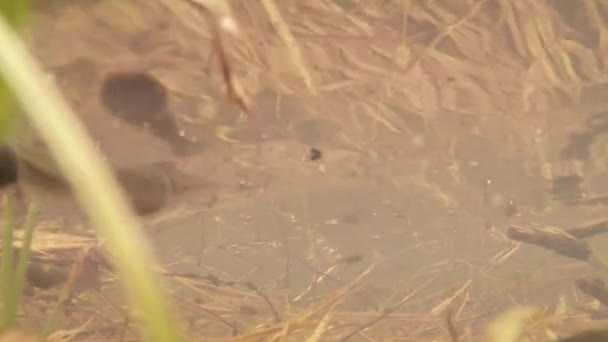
[446,308,459,342]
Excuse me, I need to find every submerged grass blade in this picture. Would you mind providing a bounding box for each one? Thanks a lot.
[0,15,182,342]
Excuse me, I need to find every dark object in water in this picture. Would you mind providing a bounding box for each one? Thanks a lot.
[26,256,102,293]
[26,262,68,289]
[309,147,322,161]
[445,308,459,342]
[3,141,210,216]
[561,133,595,160]
[567,220,608,239]
[561,110,608,160]
[0,146,18,188]
[549,174,584,203]
[335,254,364,265]
[114,161,214,215]
[32,160,212,216]
[506,224,592,262]
[100,71,203,156]
[574,276,608,307]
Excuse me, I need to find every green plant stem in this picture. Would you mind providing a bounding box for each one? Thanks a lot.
[9,203,37,328]
[0,194,15,331]
[0,16,182,342]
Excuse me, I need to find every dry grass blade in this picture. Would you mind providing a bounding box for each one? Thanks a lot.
[338,274,438,341]
[163,0,255,118]
[431,280,471,315]
[231,265,375,342]
[403,0,488,76]
[183,0,255,117]
[47,317,94,342]
[260,0,314,92]
[303,304,336,342]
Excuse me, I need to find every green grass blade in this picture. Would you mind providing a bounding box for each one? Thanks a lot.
[0,0,29,28]
[0,81,19,139]
[0,14,182,342]
[0,0,29,139]
[0,194,16,330]
[7,203,37,328]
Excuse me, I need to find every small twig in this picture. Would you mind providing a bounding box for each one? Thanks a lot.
[402,0,488,76]
[446,308,459,342]
[244,281,281,323]
[575,276,608,306]
[291,253,367,302]
[260,0,314,91]
[431,280,471,315]
[178,296,237,332]
[568,220,608,239]
[338,276,438,341]
[507,224,591,262]
[171,271,282,323]
[186,0,255,118]
[166,271,226,286]
[289,253,345,286]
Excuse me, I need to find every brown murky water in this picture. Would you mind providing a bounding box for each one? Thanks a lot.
[12,1,608,341]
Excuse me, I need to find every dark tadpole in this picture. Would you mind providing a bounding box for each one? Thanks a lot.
[0,146,18,189]
[26,262,68,289]
[309,147,322,161]
[100,71,203,156]
[3,142,211,216]
[114,161,215,215]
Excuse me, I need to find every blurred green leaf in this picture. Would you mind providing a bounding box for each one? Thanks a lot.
[0,0,29,140]
[0,0,30,29]
[0,9,184,341]
[0,84,20,141]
